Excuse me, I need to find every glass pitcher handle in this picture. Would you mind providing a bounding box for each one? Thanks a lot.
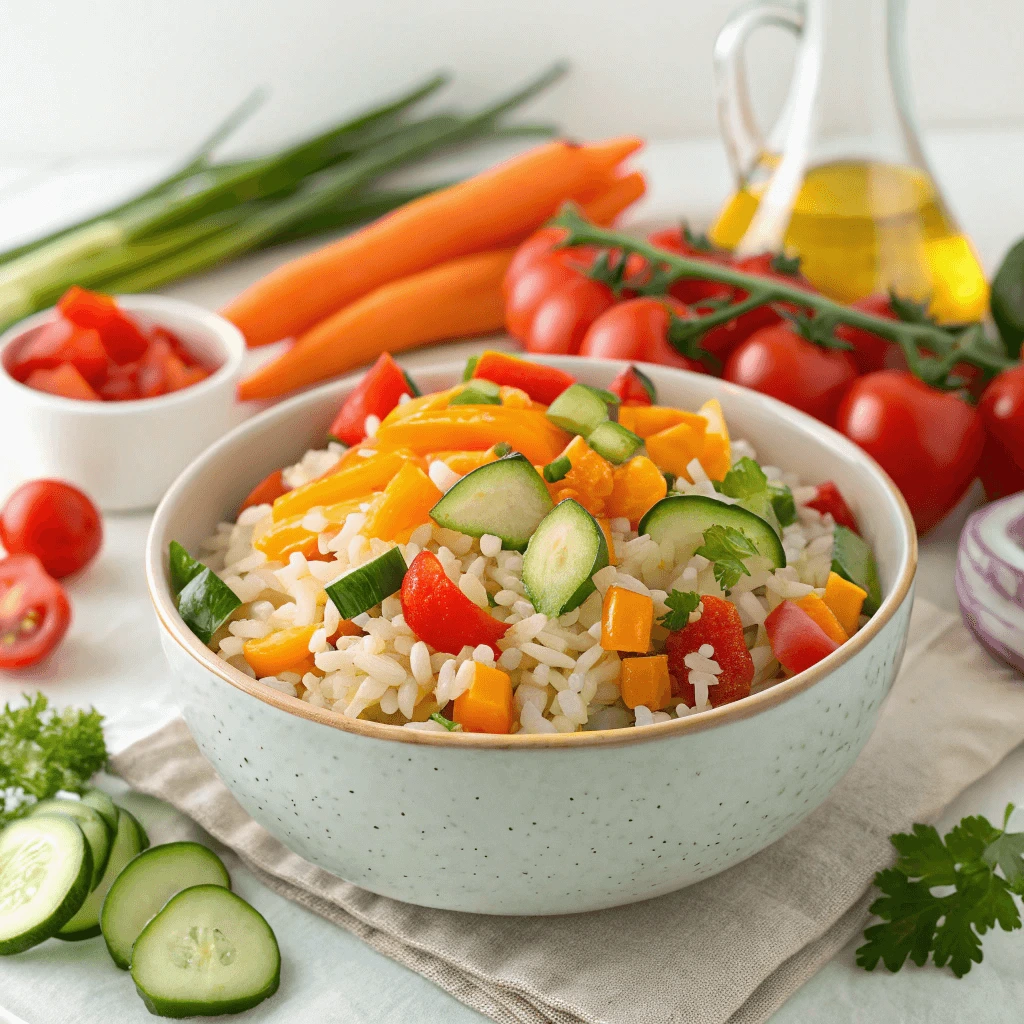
[714,1,805,181]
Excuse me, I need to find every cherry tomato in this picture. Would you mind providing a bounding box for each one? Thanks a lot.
[834,294,897,373]
[329,352,416,446]
[503,227,596,296]
[837,370,985,535]
[579,297,706,372]
[608,365,656,406]
[0,554,72,669]
[979,364,1024,474]
[764,600,838,675]
[647,225,732,306]
[239,469,290,515]
[723,322,858,425]
[978,433,1024,501]
[0,480,103,578]
[806,481,860,533]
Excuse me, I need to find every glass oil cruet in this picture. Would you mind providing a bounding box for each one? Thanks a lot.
[708,0,988,323]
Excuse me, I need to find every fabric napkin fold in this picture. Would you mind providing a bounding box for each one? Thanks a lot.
[110,600,1024,1024]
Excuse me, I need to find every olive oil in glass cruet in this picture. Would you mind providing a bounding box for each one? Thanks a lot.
[708,0,988,323]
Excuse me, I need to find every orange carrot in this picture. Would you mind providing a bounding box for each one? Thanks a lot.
[223,137,643,347]
[237,249,515,401]
[585,171,647,226]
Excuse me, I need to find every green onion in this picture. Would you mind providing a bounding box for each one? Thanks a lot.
[543,455,572,483]
[429,712,461,731]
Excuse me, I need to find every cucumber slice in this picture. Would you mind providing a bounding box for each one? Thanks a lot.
[325,546,407,620]
[462,355,479,381]
[587,421,643,464]
[177,566,242,645]
[131,885,280,1018]
[59,807,144,941]
[28,798,112,890]
[102,841,231,970]
[831,525,882,614]
[737,491,781,535]
[546,383,609,436]
[0,815,92,955]
[639,494,786,568]
[429,454,554,551]
[449,379,501,406]
[523,499,609,616]
[80,787,119,833]
[121,808,150,851]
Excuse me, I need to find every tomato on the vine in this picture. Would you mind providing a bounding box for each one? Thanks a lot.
[836,370,985,534]
[647,225,732,306]
[579,297,706,372]
[834,293,899,373]
[0,554,72,669]
[978,434,1024,501]
[979,364,1024,474]
[723,321,858,425]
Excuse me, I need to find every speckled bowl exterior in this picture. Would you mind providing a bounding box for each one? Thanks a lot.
[147,356,917,915]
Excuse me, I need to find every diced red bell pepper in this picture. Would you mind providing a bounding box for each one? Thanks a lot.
[136,338,174,398]
[608,364,656,406]
[664,595,754,707]
[329,352,416,446]
[24,363,101,401]
[150,325,203,368]
[8,319,107,385]
[400,550,508,657]
[239,469,290,514]
[764,600,839,675]
[806,481,859,533]
[96,365,140,401]
[471,350,575,405]
[58,286,148,364]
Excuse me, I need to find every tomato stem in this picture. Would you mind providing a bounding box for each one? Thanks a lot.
[553,205,1015,387]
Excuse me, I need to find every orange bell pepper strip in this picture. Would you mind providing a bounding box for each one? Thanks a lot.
[272,449,414,522]
[600,586,654,653]
[618,405,695,439]
[362,461,443,542]
[254,497,369,562]
[375,406,571,465]
[605,456,668,523]
[620,655,673,710]
[645,416,708,480]
[244,625,318,678]
[379,385,462,428]
[823,572,867,635]
[697,398,731,481]
[796,593,849,645]
[453,663,514,734]
[426,449,501,475]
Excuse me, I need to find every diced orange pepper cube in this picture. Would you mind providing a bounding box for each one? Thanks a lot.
[619,405,693,439]
[546,436,615,517]
[823,571,867,635]
[453,663,513,733]
[620,655,672,710]
[605,456,668,523]
[646,417,708,480]
[244,625,318,678]
[795,593,849,645]
[362,461,443,542]
[600,586,654,653]
[598,518,619,566]
[697,398,731,480]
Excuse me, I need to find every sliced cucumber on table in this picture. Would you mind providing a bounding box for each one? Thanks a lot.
[58,807,145,941]
[523,498,609,616]
[28,798,112,890]
[121,807,150,851]
[101,841,231,970]
[429,453,554,550]
[80,787,119,833]
[639,494,787,569]
[131,885,280,1018]
[831,525,882,614]
[0,816,92,955]
[325,546,408,620]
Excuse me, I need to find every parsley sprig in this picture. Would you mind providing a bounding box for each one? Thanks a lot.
[696,524,758,591]
[857,805,1024,977]
[659,590,701,631]
[0,693,107,825]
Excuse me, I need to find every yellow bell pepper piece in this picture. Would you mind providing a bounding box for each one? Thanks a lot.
[375,406,571,466]
[796,593,849,645]
[498,385,536,409]
[600,586,654,653]
[254,497,368,562]
[619,405,693,439]
[379,386,461,427]
[272,449,413,522]
[453,663,514,734]
[605,456,668,523]
[426,449,500,475]
[620,654,672,710]
[823,571,867,635]
[244,625,318,678]
[645,416,708,480]
[697,398,731,480]
[363,461,443,542]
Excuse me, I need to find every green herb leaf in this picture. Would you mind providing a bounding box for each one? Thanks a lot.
[718,457,768,500]
[658,590,701,631]
[991,238,1024,358]
[429,712,461,731]
[768,481,797,527]
[0,694,107,825]
[696,524,758,591]
[168,540,205,597]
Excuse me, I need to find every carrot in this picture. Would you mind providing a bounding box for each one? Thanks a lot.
[222,137,643,347]
[584,171,647,226]
[237,249,515,401]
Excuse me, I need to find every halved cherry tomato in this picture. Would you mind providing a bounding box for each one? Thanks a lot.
[471,350,575,405]
[608,365,656,405]
[0,554,72,669]
[806,481,859,533]
[329,352,416,446]
[723,322,858,426]
[764,600,838,674]
[7,320,107,385]
[239,469,291,515]
[24,364,101,401]
[58,286,149,364]
[837,370,985,535]
[580,297,706,372]
[0,480,102,578]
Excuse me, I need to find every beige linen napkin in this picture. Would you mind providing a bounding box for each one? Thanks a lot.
[111,600,1024,1024]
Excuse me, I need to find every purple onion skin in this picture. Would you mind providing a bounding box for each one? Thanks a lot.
[955,566,1024,675]
[961,504,1024,603]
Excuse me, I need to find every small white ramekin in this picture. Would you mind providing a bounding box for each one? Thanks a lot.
[0,294,246,512]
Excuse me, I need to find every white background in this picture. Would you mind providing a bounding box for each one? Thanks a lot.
[0,0,1022,158]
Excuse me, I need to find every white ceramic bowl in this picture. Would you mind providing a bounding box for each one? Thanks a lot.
[146,356,917,915]
[0,295,246,512]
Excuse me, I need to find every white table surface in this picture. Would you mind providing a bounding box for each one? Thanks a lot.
[1,136,1023,1023]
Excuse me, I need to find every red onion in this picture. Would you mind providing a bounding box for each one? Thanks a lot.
[956,493,1024,673]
